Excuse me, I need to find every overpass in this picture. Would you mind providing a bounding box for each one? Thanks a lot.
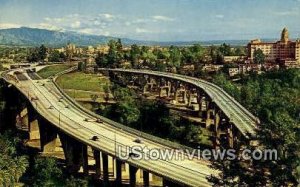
[1,67,219,187]
[98,68,260,147]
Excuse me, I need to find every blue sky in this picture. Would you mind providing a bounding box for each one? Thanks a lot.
[0,0,300,41]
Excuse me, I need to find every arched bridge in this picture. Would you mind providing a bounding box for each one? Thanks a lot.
[98,68,260,147]
[1,67,220,187]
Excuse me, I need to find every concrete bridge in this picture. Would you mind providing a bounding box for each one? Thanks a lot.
[1,67,219,187]
[98,68,260,148]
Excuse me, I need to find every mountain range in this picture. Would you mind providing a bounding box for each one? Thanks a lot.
[0,27,259,47]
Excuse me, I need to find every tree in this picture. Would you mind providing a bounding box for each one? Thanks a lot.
[27,45,48,62]
[209,45,224,64]
[106,39,123,67]
[0,132,29,186]
[27,48,39,62]
[38,45,47,62]
[32,157,62,187]
[48,50,61,62]
[234,47,246,56]
[65,176,88,187]
[219,43,232,56]
[129,44,141,68]
[253,49,265,64]
[101,85,140,126]
[77,61,86,71]
[95,52,108,67]
[103,83,110,103]
[168,45,181,68]
[212,73,240,100]
[59,52,67,61]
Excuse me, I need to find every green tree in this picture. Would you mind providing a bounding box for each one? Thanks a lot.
[77,61,86,71]
[129,44,141,68]
[32,157,63,187]
[48,50,61,62]
[219,43,232,56]
[27,48,39,62]
[0,132,29,186]
[103,83,110,103]
[212,73,240,100]
[103,85,140,125]
[253,49,265,64]
[38,45,47,62]
[65,176,88,187]
[95,52,108,67]
[106,39,123,67]
[168,45,181,68]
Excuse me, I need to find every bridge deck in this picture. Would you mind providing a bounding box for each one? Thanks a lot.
[2,69,218,187]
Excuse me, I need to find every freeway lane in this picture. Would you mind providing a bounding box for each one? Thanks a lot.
[2,70,218,187]
[100,68,259,138]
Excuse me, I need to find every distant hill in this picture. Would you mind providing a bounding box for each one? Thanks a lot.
[0,27,123,47]
[0,27,266,47]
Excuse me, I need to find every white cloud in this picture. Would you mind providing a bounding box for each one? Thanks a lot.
[99,13,115,20]
[215,14,224,19]
[0,23,21,29]
[37,23,62,30]
[152,15,174,22]
[71,21,81,28]
[79,28,96,34]
[136,28,152,33]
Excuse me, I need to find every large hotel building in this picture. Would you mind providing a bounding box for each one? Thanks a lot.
[247,28,300,65]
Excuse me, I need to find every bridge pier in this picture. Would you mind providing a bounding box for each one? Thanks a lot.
[197,93,203,117]
[174,88,187,105]
[27,104,40,140]
[59,133,86,174]
[143,170,150,187]
[214,111,221,149]
[115,159,123,186]
[93,150,101,179]
[102,152,109,186]
[82,144,89,176]
[159,86,170,98]
[17,108,28,130]
[129,165,138,187]
[187,90,193,107]
[39,118,58,153]
[227,123,234,148]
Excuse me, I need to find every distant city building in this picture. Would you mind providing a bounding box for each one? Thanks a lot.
[202,64,223,72]
[247,28,300,66]
[95,45,109,54]
[65,43,82,55]
[228,63,280,77]
[87,46,95,54]
[223,56,246,63]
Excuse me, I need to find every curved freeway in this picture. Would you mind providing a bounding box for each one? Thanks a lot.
[1,68,218,187]
[100,68,260,139]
